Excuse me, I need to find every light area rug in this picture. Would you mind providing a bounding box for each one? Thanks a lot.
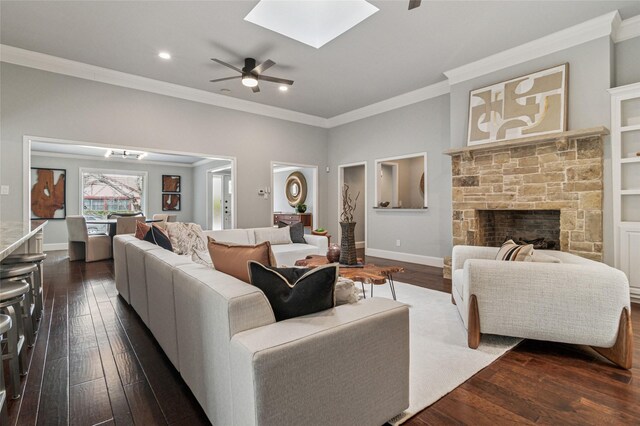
[356,281,521,425]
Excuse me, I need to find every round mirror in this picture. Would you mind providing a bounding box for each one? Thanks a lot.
[285,172,307,207]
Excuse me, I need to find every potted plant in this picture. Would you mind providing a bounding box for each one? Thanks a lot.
[339,183,360,265]
[296,203,307,213]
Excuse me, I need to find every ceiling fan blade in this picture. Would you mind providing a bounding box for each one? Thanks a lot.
[408,0,421,10]
[252,59,275,75]
[211,58,242,74]
[252,85,260,93]
[209,76,242,83]
[258,75,294,85]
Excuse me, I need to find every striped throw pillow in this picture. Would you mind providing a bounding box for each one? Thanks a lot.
[496,240,534,261]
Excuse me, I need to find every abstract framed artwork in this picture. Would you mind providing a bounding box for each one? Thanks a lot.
[162,193,181,211]
[31,167,67,219]
[467,63,568,146]
[162,175,181,193]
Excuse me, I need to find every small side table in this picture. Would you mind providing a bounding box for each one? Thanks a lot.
[311,232,331,245]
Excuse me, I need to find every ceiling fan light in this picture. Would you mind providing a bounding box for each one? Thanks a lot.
[242,75,259,87]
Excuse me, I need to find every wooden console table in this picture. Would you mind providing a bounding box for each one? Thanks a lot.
[273,212,312,228]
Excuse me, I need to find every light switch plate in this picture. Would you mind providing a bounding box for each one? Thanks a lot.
[0,185,9,195]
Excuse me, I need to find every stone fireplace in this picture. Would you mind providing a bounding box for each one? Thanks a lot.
[443,127,608,277]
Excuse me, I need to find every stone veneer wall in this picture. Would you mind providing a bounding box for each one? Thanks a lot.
[451,136,604,261]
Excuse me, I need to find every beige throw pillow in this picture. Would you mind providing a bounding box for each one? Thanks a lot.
[207,237,274,283]
[254,226,292,245]
[496,239,534,262]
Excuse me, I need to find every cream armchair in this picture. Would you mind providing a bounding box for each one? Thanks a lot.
[66,216,112,262]
[451,245,633,369]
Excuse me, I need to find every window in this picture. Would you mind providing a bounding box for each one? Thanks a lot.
[80,168,147,219]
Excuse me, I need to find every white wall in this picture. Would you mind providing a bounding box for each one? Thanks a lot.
[615,37,640,87]
[0,63,329,231]
[273,167,315,215]
[30,153,193,245]
[328,94,451,263]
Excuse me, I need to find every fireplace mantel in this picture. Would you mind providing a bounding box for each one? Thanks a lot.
[444,126,609,157]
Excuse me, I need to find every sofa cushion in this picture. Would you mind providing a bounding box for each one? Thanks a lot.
[270,243,320,267]
[532,251,562,263]
[207,238,274,283]
[277,221,306,244]
[254,226,292,245]
[452,269,464,301]
[209,229,253,245]
[496,239,533,262]
[247,262,338,321]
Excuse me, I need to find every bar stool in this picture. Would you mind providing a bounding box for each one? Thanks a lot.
[0,279,29,399]
[2,252,46,322]
[0,263,37,349]
[0,314,11,421]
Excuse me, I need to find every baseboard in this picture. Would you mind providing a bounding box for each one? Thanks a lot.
[44,243,68,251]
[355,241,365,249]
[365,248,444,267]
[630,288,640,304]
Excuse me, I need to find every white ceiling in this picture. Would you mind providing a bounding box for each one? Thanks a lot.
[2,1,640,118]
[30,141,213,166]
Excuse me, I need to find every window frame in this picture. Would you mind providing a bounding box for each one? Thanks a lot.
[79,167,149,218]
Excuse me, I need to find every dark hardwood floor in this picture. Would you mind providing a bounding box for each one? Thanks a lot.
[6,250,639,425]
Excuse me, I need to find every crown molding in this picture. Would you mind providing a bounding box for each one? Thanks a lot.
[0,44,328,128]
[444,10,621,85]
[31,150,197,168]
[326,80,450,128]
[613,13,640,43]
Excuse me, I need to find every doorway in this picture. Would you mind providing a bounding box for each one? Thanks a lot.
[338,162,367,251]
[206,161,234,231]
[271,162,318,231]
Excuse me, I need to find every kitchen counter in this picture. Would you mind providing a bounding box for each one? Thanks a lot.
[0,220,47,261]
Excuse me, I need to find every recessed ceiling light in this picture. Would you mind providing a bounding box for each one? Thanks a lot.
[220,88,231,93]
[245,0,378,49]
[279,85,288,92]
[158,51,171,60]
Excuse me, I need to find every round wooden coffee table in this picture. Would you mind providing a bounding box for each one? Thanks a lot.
[294,255,404,300]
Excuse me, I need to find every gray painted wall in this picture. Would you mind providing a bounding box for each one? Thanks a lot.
[449,36,615,265]
[342,165,365,243]
[615,37,640,87]
[328,94,451,260]
[0,63,328,231]
[30,153,193,245]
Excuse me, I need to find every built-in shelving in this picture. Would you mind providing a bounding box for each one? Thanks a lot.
[609,82,640,302]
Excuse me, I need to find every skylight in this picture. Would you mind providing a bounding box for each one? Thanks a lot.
[244,0,379,49]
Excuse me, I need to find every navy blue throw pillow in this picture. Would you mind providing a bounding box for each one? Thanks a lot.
[143,224,173,251]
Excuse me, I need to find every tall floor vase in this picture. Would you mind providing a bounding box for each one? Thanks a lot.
[339,222,357,265]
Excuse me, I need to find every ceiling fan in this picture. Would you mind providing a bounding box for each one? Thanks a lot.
[209,58,294,93]
[408,0,421,10]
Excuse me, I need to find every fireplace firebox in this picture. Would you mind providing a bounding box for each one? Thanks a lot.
[476,210,560,249]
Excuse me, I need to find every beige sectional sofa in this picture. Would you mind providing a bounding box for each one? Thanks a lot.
[113,230,410,425]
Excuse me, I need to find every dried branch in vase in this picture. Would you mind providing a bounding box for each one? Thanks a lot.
[340,183,360,223]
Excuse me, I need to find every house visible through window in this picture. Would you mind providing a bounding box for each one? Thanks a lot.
[81,168,147,219]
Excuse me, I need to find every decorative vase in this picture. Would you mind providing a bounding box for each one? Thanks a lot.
[296,204,307,213]
[339,222,357,265]
[326,243,341,263]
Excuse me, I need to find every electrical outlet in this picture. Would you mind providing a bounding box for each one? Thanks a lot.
[396,239,401,247]
[0,185,9,195]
